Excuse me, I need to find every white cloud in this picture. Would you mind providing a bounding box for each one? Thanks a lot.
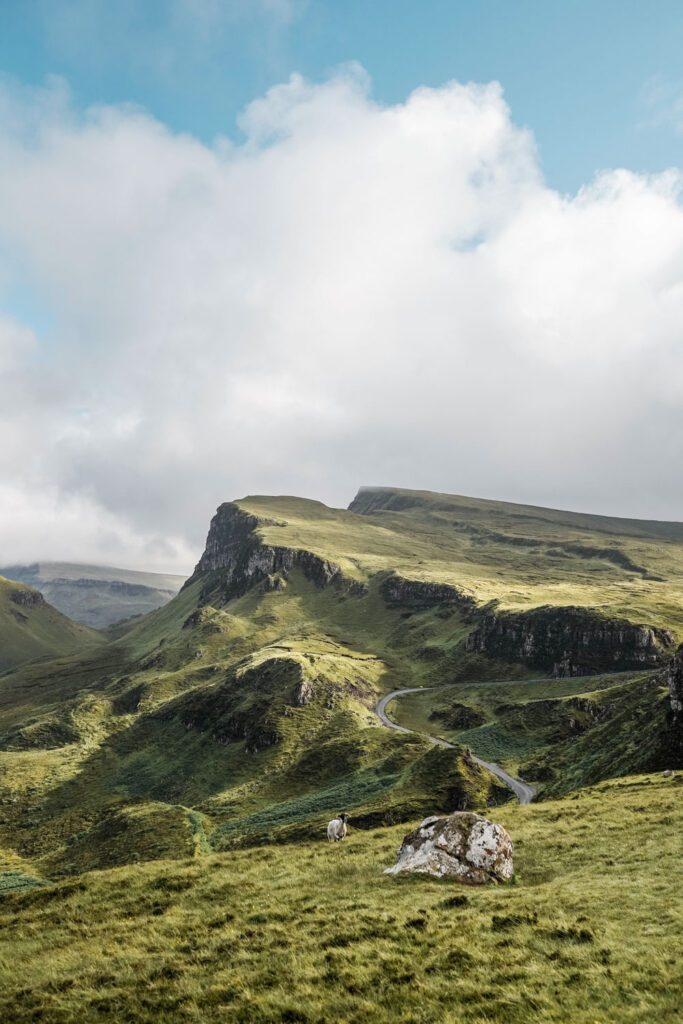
[639,75,683,135]
[0,69,682,570]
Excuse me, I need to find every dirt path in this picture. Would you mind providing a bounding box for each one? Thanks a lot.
[375,687,537,804]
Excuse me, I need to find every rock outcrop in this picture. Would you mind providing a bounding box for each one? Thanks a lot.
[10,588,45,608]
[380,574,475,613]
[669,645,683,720]
[665,646,683,766]
[188,503,366,601]
[465,605,673,677]
[384,812,513,884]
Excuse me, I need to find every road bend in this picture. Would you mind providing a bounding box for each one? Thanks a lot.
[375,686,537,804]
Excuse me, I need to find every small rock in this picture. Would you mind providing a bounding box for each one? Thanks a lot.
[384,812,513,885]
[294,681,314,706]
[662,769,674,778]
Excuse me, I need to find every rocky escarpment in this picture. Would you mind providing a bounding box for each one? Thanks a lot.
[669,646,683,720]
[380,574,475,614]
[465,606,674,677]
[665,646,683,765]
[188,503,366,601]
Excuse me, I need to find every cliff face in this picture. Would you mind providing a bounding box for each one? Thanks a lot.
[666,646,683,766]
[669,645,683,720]
[464,606,674,677]
[189,502,364,600]
[380,574,475,614]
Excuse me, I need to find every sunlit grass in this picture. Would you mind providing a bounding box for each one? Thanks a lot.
[1,773,680,1023]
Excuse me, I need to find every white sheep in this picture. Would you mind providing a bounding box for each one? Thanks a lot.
[327,812,349,842]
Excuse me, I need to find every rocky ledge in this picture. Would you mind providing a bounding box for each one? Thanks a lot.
[187,502,366,601]
[380,574,475,613]
[465,605,674,677]
[10,588,45,608]
[384,812,513,884]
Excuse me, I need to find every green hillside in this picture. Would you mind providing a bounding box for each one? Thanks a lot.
[0,562,187,629]
[389,670,678,798]
[0,485,681,885]
[0,576,103,673]
[1,773,680,1024]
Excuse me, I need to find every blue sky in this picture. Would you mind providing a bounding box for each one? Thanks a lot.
[0,2,682,568]
[1,0,682,193]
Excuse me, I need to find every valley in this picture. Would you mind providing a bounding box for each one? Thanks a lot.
[0,563,187,629]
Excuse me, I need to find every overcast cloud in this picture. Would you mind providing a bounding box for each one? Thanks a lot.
[0,66,682,571]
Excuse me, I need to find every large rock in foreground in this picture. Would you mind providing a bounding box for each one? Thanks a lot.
[384,812,513,884]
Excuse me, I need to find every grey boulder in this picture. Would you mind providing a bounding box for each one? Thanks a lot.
[384,812,513,884]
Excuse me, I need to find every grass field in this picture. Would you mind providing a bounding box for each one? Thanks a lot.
[0,773,680,1024]
[1,487,681,1021]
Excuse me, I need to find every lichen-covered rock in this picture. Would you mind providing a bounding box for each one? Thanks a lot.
[384,812,513,884]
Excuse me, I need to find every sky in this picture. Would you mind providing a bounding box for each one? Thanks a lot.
[0,1,682,572]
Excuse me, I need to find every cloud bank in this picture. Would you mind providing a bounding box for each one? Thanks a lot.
[0,67,682,570]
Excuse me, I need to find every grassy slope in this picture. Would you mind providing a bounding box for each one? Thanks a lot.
[0,562,187,629]
[0,577,103,673]
[1,488,681,1021]
[0,773,680,1024]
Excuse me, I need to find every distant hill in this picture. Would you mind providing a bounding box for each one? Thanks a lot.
[0,562,187,629]
[0,576,103,673]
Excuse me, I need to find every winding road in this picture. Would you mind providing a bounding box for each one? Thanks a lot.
[376,687,537,804]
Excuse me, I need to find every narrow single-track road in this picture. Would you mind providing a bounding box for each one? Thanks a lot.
[376,687,537,804]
